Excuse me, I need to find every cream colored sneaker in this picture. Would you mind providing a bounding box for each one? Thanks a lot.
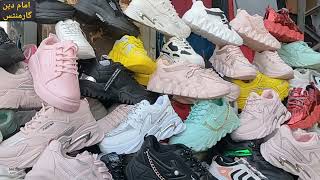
[211,45,257,80]
[254,51,294,79]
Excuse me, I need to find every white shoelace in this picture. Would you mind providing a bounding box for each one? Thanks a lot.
[20,104,52,133]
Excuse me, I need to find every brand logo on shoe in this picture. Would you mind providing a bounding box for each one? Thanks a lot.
[275,156,311,178]
[139,13,163,27]
[104,68,121,91]
[96,13,105,22]
[42,122,54,131]
[108,1,118,11]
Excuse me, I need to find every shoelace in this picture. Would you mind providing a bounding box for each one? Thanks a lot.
[287,90,309,112]
[55,43,79,75]
[161,1,179,18]
[180,148,208,176]
[172,38,191,48]
[20,104,52,134]
[265,52,284,64]
[235,158,268,180]
[93,154,113,179]
[186,64,219,80]
[225,47,249,65]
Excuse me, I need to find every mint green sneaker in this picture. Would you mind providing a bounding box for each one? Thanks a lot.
[278,41,320,70]
[0,110,17,139]
[169,98,240,152]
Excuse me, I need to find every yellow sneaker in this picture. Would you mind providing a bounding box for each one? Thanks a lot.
[233,72,289,109]
[108,35,156,75]
[134,73,150,86]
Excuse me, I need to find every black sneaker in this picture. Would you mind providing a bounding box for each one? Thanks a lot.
[78,56,158,105]
[100,153,126,180]
[35,0,75,24]
[215,136,296,180]
[0,28,24,67]
[74,0,139,36]
[125,135,218,180]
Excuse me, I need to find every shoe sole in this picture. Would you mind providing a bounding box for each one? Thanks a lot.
[100,113,186,154]
[28,56,80,112]
[260,138,315,180]
[264,20,304,42]
[182,11,242,46]
[288,105,320,129]
[0,120,104,168]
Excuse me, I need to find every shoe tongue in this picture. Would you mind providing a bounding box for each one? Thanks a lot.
[64,19,74,24]
[291,88,305,97]
[99,55,112,66]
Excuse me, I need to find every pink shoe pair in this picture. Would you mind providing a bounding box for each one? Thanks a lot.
[28,34,80,112]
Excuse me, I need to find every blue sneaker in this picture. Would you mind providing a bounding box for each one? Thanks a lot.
[169,98,240,152]
[278,41,320,70]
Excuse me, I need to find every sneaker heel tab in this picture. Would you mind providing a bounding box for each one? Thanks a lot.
[23,44,37,63]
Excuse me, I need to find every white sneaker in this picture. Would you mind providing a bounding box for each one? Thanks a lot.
[55,19,95,59]
[0,166,25,180]
[124,0,191,38]
[161,37,205,67]
[99,95,186,154]
[182,1,243,46]
[289,68,320,89]
[254,51,294,80]
[231,89,291,141]
[210,45,257,80]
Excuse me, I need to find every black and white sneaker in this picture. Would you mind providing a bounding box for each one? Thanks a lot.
[0,27,24,67]
[125,135,218,180]
[74,0,139,36]
[161,37,205,67]
[78,56,158,105]
[35,0,75,24]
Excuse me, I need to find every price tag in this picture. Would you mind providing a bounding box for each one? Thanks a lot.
[0,0,35,21]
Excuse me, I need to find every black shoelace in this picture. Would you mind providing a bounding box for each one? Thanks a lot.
[180,148,208,177]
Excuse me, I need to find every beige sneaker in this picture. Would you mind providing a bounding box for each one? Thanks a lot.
[254,51,294,80]
[230,9,281,51]
[25,140,112,180]
[148,55,230,99]
[0,99,104,168]
[0,63,43,109]
[211,45,257,80]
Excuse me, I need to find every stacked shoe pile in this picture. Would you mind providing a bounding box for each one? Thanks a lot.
[0,0,320,180]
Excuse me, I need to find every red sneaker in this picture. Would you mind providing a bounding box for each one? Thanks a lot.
[264,7,304,42]
[287,84,320,129]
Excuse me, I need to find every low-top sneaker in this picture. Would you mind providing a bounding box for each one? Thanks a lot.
[261,125,320,180]
[230,9,281,51]
[124,0,190,38]
[126,135,218,180]
[55,19,95,59]
[287,84,320,129]
[231,89,291,141]
[0,99,104,168]
[183,1,243,46]
[0,63,43,109]
[74,0,139,36]
[0,27,24,67]
[28,34,80,112]
[210,45,257,80]
[161,37,205,67]
[99,95,185,154]
[264,7,303,42]
[147,54,231,99]
[170,98,240,152]
[278,41,320,70]
[25,140,112,180]
[79,56,158,105]
[253,51,293,79]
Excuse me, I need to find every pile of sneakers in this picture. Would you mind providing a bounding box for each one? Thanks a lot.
[0,0,320,180]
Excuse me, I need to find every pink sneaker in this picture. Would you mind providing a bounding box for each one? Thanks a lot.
[0,99,104,168]
[28,34,80,112]
[0,62,43,109]
[230,9,281,51]
[231,89,291,141]
[25,140,112,180]
[210,45,257,80]
[254,51,294,79]
[97,104,134,134]
[261,125,320,180]
[147,54,230,99]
